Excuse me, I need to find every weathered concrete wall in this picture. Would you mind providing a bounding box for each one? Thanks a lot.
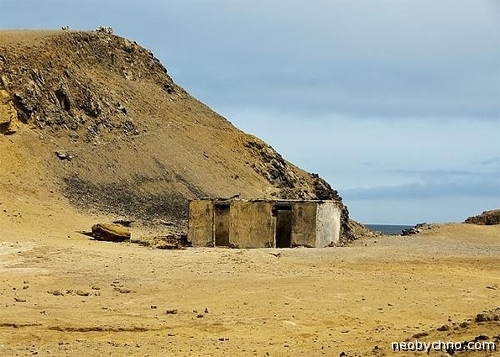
[315,201,341,247]
[291,202,317,247]
[229,201,275,248]
[188,199,341,248]
[188,200,214,247]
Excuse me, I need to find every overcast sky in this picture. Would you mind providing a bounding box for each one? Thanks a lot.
[1,0,499,224]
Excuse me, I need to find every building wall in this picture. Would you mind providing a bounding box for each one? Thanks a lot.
[290,202,317,247]
[188,199,341,248]
[188,200,214,247]
[315,202,342,247]
[229,200,275,248]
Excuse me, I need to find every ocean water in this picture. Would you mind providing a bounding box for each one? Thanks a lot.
[365,224,414,236]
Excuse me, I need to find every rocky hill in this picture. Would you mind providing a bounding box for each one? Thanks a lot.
[0,29,353,240]
[464,209,500,225]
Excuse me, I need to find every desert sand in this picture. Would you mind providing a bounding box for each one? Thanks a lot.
[1,207,499,356]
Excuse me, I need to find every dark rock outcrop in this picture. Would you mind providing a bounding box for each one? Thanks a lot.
[464,209,500,225]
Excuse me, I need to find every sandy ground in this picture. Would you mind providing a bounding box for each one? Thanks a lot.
[0,212,499,356]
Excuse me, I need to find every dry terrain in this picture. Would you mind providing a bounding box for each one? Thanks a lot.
[1,211,499,356]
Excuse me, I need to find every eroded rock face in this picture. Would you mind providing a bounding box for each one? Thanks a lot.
[0,89,19,134]
[0,31,175,141]
[244,140,298,191]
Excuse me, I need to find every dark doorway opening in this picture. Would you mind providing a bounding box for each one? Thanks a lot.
[214,204,230,246]
[275,206,292,248]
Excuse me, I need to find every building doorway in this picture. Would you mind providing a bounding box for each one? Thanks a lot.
[214,204,230,246]
[275,205,292,248]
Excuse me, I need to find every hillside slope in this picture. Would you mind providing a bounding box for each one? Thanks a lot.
[0,29,352,240]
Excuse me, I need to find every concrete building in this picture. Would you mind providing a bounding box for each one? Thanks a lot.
[188,199,342,248]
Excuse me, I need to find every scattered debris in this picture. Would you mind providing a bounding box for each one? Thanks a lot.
[130,234,190,249]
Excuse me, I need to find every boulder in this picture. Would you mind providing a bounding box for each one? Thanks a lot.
[401,227,419,236]
[91,223,131,242]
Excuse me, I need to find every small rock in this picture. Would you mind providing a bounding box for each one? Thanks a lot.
[412,332,429,338]
[55,151,73,161]
[475,334,489,341]
[459,321,469,328]
[114,287,131,294]
[165,309,178,315]
[475,313,489,323]
[437,325,450,331]
[14,297,26,302]
[75,290,89,296]
[47,290,64,296]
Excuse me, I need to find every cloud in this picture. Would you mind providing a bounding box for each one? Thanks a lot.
[480,157,500,166]
[342,175,499,200]
[151,1,500,120]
